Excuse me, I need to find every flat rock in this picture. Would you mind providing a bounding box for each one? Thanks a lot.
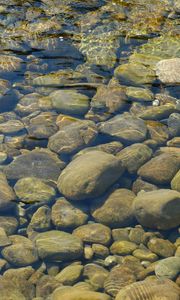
[168,113,180,137]
[0,55,23,73]
[156,58,180,84]
[57,151,123,201]
[148,238,176,258]
[35,230,83,261]
[0,172,16,212]
[52,287,111,300]
[50,89,90,115]
[171,170,180,192]
[116,143,152,174]
[55,265,83,285]
[73,223,111,246]
[133,189,180,230]
[110,240,137,255]
[48,120,98,155]
[51,198,88,229]
[99,112,147,143]
[4,149,65,181]
[91,189,135,228]
[138,153,179,185]
[155,257,180,280]
[14,177,56,203]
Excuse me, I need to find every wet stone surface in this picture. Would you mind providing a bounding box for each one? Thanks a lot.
[0,0,179,299]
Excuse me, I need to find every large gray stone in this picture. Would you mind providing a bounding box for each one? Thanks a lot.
[91,189,135,228]
[4,149,65,181]
[35,230,83,261]
[133,189,180,230]
[156,58,180,84]
[48,120,98,154]
[57,151,123,200]
[116,143,152,174]
[99,112,147,143]
[155,257,180,280]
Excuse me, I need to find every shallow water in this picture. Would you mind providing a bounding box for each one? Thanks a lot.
[0,0,180,299]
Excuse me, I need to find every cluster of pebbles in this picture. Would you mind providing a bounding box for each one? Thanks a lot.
[0,0,179,300]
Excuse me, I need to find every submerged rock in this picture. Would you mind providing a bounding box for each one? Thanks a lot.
[4,149,65,181]
[35,230,83,261]
[0,172,16,212]
[99,113,147,143]
[133,189,180,229]
[156,58,180,84]
[57,150,123,200]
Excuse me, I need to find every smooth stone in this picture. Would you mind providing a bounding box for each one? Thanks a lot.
[116,143,152,174]
[51,198,88,230]
[132,177,158,194]
[15,93,42,116]
[89,84,127,116]
[167,137,180,148]
[126,86,153,102]
[83,263,109,290]
[92,244,109,258]
[137,104,176,120]
[27,206,51,232]
[128,227,145,245]
[156,58,180,84]
[171,170,180,192]
[114,62,155,85]
[147,238,176,258]
[0,216,18,235]
[35,230,83,261]
[0,151,7,163]
[146,120,169,145]
[4,149,65,181]
[0,227,11,247]
[0,120,25,134]
[112,228,130,242]
[14,177,56,203]
[55,265,83,285]
[110,241,137,255]
[2,235,38,267]
[155,257,180,280]
[168,113,180,137]
[133,189,180,230]
[0,172,16,212]
[133,248,158,262]
[52,287,111,300]
[0,55,23,73]
[91,189,135,228]
[0,277,26,300]
[50,89,90,115]
[99,112,147,143]
[57,151,123,201]
[48,120,98,155]
[138,153,179,185]
[73,223,111,246]
[36,275,61,298]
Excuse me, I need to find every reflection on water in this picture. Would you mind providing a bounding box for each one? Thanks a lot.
[0,0,179,299]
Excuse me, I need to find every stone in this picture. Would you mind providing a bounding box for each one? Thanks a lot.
[110,241,137,255]
[155,257,180,280]
[112,228,130,242]
[2,235,38,267]
[92,244,109,258]
[147,238,176,258]
[0,172,16,212]
[168,113,180,137]
[83,263,109,290]
[52,287,111,300]
[0,55,23,73]
[14,177,56,203]
[115,278,180,300]
[4,149,65,181]
[36,275,60,298]
[137,104,176,121]
[128,227,145,245]
[156,58,180,84]
[91,189,135,228]
[51,198,88,230]
[116,143,152,174]
[35,230,83,261]
[133,189,180,230]
[48,120,98,155]
[171,170,180,192]
[0,277,26,300]
[138,153,179,185]
[133,248,158,262]
[55,265,83,285]
[0,227,11,247]
[104,265,136,297]
[0,216,18,235]
[73,223,111,246]
[57,151,123,201]
[0,120,25,134]
[126,86,153,102]
[28,206,51,232]
[99,113,147,143]
[50,89,90,115]
[114,62,155,85]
